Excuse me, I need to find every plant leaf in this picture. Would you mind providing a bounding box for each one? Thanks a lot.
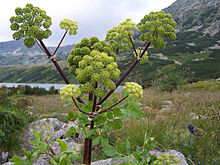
[33,131,40,141]
[63,100,72,107]
[125,139,131,155]
[65,111,78,122]
[103,146,118,157]
[10,155,23,164]
[108,119,123,130]
[101,138,109,147]
[56,139,68,153]
[84,129,97,138]
[117,142,123,154]
[93,136,100,145]
[66,126,76,138]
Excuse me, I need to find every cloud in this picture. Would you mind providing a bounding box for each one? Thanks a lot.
[0,0,176,46]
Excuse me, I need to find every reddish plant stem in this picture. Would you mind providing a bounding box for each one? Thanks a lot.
[72,96,89,115]
[97,95,128,114]
[97,42,151,106]
[140,41,150,54]
[119,59,136,70]
[45,139,56,155]
[83,83,98,165]
[34,39,47,55]
[53,30,68,55]
[128,33,138,57]
[38,40,85,104]
[115,48,119,55]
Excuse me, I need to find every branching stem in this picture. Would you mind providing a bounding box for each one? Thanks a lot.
[37,39,85,104]
[97,42,151,106]
[119,59,136,70]
[97,95,128,114]
[44,138,56,155]
[128,33,138,57]
[53,30,68,55]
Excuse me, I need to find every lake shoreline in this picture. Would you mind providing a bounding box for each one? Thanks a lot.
[0,83,123,92]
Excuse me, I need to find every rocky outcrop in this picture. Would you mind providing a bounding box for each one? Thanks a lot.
[92,150,188,165]
[163,0,220,35]
[23,118,82,151]
[3,118,188,165]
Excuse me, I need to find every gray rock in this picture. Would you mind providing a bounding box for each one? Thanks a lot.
[23,118,81,151]
[32,138,82,165]
[158,107,173,115]
[1,152,9,164]
[162,100,172,105]
[92,157,127,165]
[3,162,13,165]
[150,150,188,165]
[92,150,188,165]
[189,112,199,120]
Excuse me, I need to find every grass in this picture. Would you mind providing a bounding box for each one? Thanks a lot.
[1,81,219,164]
[114,85,220,165]
[24,81,220,164]
[26,95,77,120]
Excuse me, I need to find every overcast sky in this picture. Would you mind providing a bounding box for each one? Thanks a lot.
[0,0,176,46]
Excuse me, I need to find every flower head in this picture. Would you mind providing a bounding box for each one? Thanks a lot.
[188,124,194,134]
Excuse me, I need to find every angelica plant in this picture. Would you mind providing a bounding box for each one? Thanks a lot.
[9,4,176,165]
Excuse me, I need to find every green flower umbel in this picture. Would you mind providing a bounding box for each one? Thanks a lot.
[10,3,52,48]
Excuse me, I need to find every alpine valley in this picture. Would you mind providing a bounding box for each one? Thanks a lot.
[0,0,220,85]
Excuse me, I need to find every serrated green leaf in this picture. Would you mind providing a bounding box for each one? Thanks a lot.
[65,111,78,122]
[108,119,123,130]
[30,141,37,146]
[50,158,58,165]
[58,157,67,165]
[66,126,76,138]
[133,152,141,162]
[117,142,123,154]
[95,114,107,125]
[10,155,23,164]
[93,136,100,145]
[111,156,125,163]
[121,104,144,120]
[57,139,68,153]
[107,111,114,119]
[125,139,131,155]
[112,96,119,104]
[79,101,93,112]
[22,150,31,157]
[101,138,109,147]
[63,100,72,107]
[103,146,118,157]
[84,129,97,138]
[113,108,123,117]
[78,113,90,127]
[70,151,82,161]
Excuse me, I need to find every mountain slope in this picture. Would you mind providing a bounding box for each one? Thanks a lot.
[116,0,220,86]
[163,0,220,35]
[0,40,74,65]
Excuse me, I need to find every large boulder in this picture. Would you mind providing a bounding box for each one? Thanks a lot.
[23,118,82,151]
[3,118,82,165]
[92,150,188,165]
[3,118,188,165]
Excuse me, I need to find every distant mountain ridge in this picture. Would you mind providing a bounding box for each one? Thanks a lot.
[117,0,220,86]
[163,0,220,35]
[0,39,74,65]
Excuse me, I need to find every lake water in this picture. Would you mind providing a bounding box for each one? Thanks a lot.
[0,83,123,92]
